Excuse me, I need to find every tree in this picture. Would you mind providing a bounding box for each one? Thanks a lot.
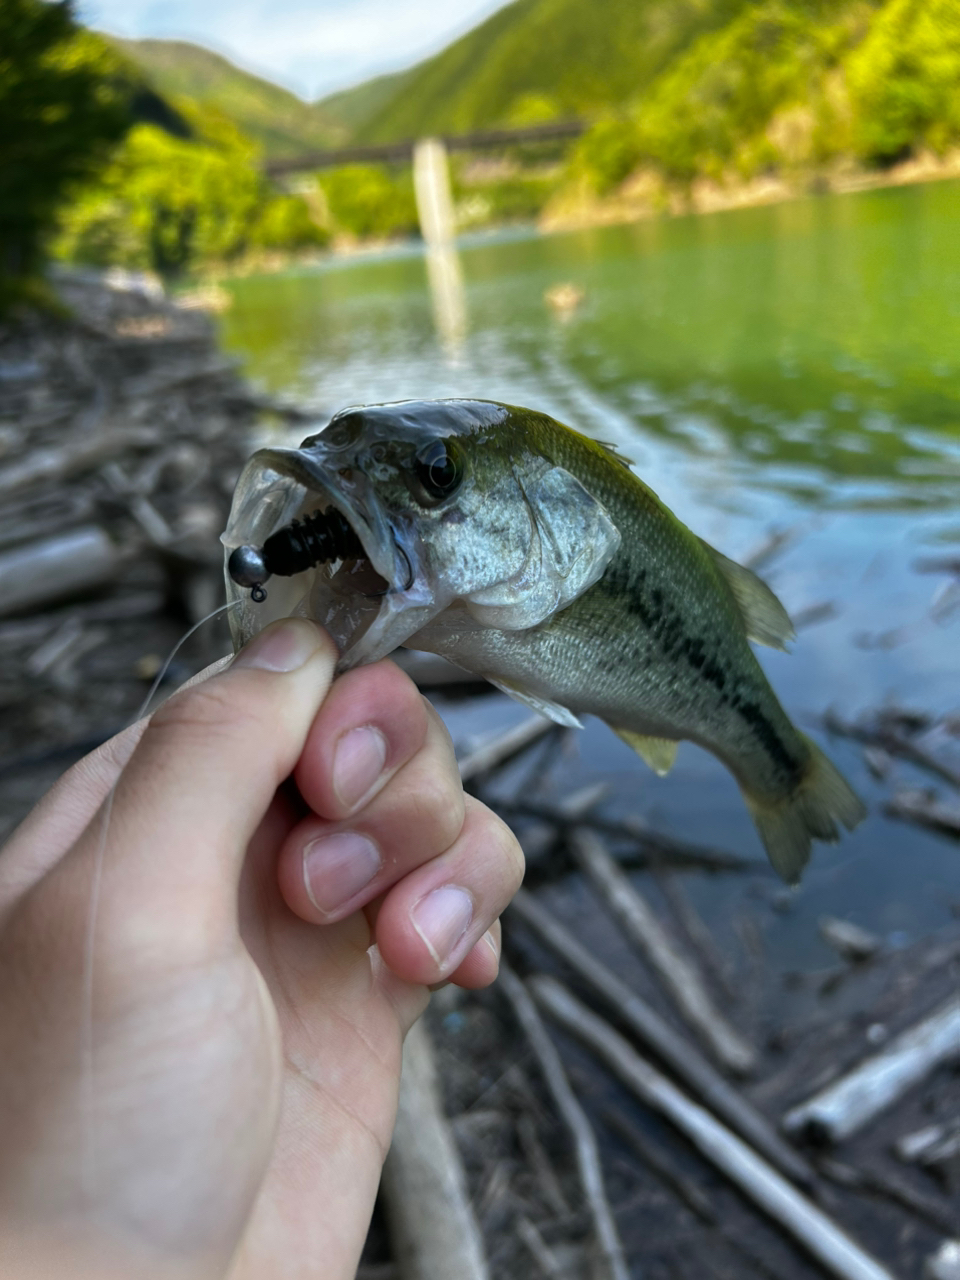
[0,0,131,306]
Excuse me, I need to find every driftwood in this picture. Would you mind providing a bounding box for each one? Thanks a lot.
[914,556,960,576]
[792,599,838,630]
[458,715,556,782]
[924,1240,960,1280]
[885,789,960,838]
[515,1216,569,1279]
[499,964,629,1280]
[554,781,610,820]
[0,426,162,496]
[596,1102,717,1223]
[784,995,960,1143]
[496,797,760,872]
[532,975,896,1280]
[895,1118,960,1191]
[743,525,799,571]
[570,827,756,1075]
[654,869,738,1002]
[818,916,883,964]
[508,888,813,1186]
[825,708,960,790]
[817,1157,958,1235]
[381,1019,489,1280]
[516,1112,570,1218]
[0,269,260,809]
[0,526,124,618]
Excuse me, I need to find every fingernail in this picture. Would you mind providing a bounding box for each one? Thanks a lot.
[333,726,387,812]
[411,886,473,969]
[483,928,500,963]
[303,831,381,917]
[233,619,321,673]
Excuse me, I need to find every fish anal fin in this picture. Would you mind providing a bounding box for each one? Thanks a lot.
[699,539,796,651]
[615,729,678,777]
[488,676,582,728]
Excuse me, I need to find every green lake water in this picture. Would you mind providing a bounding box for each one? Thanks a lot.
[220,180,960,972]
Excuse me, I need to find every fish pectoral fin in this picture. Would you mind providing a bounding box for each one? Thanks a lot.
[699,539,796,651]
[487,677,583,728]
[614,729,678,776]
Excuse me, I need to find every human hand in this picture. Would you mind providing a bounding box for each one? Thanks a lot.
[0,619,523,1280]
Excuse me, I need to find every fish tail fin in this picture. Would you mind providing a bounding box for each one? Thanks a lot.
[745,734,867,884]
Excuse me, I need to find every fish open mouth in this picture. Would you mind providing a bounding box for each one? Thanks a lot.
[222,445,437,668]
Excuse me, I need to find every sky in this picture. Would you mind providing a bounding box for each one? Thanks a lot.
[81,0,509,101]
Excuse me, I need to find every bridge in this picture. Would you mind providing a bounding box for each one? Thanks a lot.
[263,118,586,176]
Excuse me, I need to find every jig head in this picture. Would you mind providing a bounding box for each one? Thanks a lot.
[227,508,363,603]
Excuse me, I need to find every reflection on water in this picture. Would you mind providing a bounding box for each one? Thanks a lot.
[220,180,960,965]
[424,242,467,355]
[413,137,467,355]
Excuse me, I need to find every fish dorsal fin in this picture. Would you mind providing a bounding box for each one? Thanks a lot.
[614,729,678,776]
[465,465,620,630]
[699,540,795,651]
[596,440,635,470]
[487,676,583,728]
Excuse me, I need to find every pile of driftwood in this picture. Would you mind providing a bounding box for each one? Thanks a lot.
[364,700,960,1280]
[0,269,314,839]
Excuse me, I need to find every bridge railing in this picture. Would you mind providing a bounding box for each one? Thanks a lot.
[263,118,586,176]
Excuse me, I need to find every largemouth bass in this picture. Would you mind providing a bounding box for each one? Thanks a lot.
[223,399,865,882]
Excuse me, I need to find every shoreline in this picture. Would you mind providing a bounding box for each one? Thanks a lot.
[145,148,960,292]
[540,148,960,234]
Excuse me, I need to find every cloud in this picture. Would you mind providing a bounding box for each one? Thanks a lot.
[81,0,508,99]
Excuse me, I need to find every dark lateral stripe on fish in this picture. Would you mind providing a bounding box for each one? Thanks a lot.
[598,557,804,787]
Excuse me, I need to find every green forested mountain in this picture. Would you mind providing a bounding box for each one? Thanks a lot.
[317,68,417,138]
[110,38,347,156]
[333,0,746,142]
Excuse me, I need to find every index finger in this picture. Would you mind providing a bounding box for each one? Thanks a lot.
[50,620,338,955]
[0,656,233,918]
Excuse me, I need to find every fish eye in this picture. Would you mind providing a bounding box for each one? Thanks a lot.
[412,438,464,503]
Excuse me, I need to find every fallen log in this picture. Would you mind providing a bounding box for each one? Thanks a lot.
[532,976,895,1280]
[381,1019,489,1280]
[0,427,161,496]
[0,526,123,617]
[499,964,629,1280]
[570,827,756,1075]
[825,709,960,790]
[885,789,960,838]
[496,798,760,872]
[655,869,738,1002]
[818,1157,958,1235]
[923,1240,960,1280]
[508,889,812,1186]
[457,715,556,783]
[818,916,883,964]
[783,995,960,1144]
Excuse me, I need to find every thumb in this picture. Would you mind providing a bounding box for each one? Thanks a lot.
[57,619,338,958]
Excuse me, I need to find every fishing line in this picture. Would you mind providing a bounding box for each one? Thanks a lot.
[80,597,241,1198]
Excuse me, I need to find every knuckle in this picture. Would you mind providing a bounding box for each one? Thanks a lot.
[466,799,525,891]
[405,766,464,848]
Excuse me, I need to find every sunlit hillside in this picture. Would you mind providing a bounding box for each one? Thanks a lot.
[111,38,347,157]
[331,0,745,141]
